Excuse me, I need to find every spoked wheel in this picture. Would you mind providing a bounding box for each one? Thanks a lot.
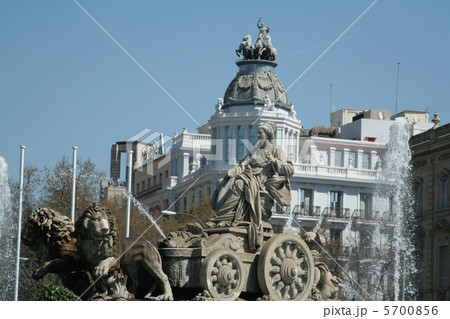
[200,248,245,301]
[257,234,314,300]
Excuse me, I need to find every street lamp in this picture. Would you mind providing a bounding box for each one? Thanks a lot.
[161,210,207,228]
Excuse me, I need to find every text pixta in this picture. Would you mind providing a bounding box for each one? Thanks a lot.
[324,306,368,318]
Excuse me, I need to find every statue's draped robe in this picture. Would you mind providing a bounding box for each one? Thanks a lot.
[210,143,294,230]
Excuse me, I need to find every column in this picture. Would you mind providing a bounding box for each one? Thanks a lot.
[343,148,350,168]
[370,150,377,169]
[329,147,336,166]
[183,152,190,177]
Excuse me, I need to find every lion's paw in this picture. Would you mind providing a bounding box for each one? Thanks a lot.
[144,293,174,301]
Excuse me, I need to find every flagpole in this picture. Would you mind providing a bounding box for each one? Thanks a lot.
[126,150,133,238]
[14,145,26,301]
[70,146,78,222]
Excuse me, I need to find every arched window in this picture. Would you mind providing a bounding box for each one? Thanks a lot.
[439,178,449,209]
[438,170,450,209]
[413,176,423,215]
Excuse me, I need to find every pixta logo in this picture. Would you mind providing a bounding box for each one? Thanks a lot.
[126,129,172,176]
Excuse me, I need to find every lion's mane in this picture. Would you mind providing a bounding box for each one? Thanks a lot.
[75,203,120,266]
[22,207,75,250]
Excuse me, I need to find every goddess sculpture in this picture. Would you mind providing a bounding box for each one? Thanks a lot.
[208,121,294,242]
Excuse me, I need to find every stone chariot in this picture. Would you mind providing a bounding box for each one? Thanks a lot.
[159,222,315,301]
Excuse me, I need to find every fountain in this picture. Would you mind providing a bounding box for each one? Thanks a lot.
[102,177,167,239]
[0,156,15,300]
[337,118,417,301]
[128,192,166,239]
[376,117,417,300]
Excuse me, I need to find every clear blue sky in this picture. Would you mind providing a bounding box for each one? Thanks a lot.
[1,0,449,181]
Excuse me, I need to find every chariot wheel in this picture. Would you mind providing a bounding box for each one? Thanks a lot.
[200,248,245,301]
[257,234,314,300]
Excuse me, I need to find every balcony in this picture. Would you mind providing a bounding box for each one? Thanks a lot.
[351,210,394,228]
[291,206,351,226]
[292,205,322,217]
[173,132,211,147]
[293,163,379,180]
[323,207,351,219]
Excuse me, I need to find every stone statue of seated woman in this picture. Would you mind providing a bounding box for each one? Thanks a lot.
[206,121,294,249]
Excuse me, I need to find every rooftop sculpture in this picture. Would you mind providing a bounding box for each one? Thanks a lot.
[236,18,277,61]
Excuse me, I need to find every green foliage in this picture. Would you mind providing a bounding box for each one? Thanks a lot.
[34,284,79,301]
[41,156,105,216]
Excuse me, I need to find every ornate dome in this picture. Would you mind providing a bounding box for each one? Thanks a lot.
[223,60,291,111]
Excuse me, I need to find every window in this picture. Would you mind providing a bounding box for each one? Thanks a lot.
[225,126,231,162]
[360,193,373,219]
[147,178,150,189]
[362,153,370,169]
[301,189,313,215]
[335,150,343,167]
[287,131,294,162]
[237,126,244,161]
[359,230,373,258]
[276,128,282,147]
[414,185,422,215]
[136,183,140,193]
[211,128,217,155]
[142,180,145,190]
[330,229,342,247]
[439,179,448,208]
[439,246,449,289]
[330,191,343,217]
[165,170,169,178]
[159,173,162,184]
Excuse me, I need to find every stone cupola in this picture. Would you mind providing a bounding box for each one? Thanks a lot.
[222,60,291,111]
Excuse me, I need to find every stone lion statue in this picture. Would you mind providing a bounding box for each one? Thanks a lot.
[75,203,173,300]
[22,208,93,299]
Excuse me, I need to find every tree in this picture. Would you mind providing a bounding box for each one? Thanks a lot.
[40,156,104,218]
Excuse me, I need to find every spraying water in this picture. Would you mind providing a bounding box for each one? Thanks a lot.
[101,177,166,238]
[374,118,417,300]
[0,156,15,300]
[339,282,365,301]
[127,192,166,239]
